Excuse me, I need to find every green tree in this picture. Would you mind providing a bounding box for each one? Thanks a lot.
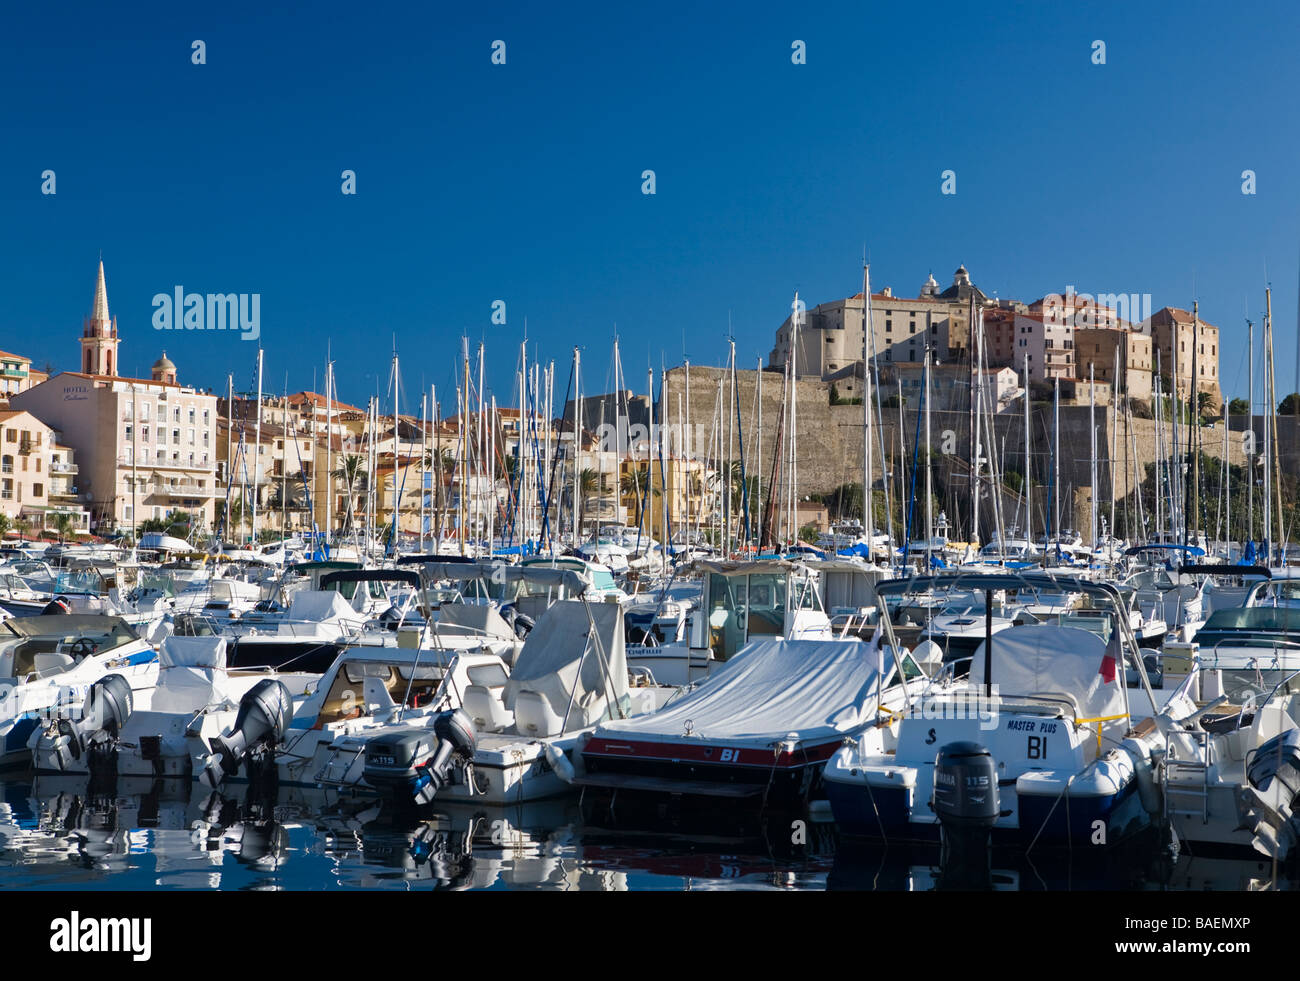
[620,467,659,525]
[331,454,367,532]
[50,512,75,543]
[1228,397,1250,416]
[1279,393,1300,416]
[0,513,10,540]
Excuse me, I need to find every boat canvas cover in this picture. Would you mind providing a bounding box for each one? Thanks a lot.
[969,624,1126,728]
[287,589,366,625]
[434,602,517,642]
[154,635,231,714]
[594,639,882,748]
[502,601,627,729]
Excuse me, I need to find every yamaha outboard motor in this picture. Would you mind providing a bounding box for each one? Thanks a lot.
[932,741,999,889]
[201,679,293,789]
[363,709,476,806]
[47,674,134,773]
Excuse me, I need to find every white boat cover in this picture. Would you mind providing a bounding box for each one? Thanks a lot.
[434,603,517,641]
[288,589,365,624]
[420,562,590,592]
[154,635,231,714]
[969,624,1127,726]
[139,533,192,553]
[502,601,627,730]
[594,638,881,747]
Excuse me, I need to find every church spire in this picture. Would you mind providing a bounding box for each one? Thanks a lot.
[90,259,110,327]
[81,258,119,376]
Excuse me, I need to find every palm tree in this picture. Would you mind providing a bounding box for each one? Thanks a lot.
[620,467,660,525]
[578,467,600,529]
[50,512,75,544]
[331,454,366,533]
[0,513,10,541]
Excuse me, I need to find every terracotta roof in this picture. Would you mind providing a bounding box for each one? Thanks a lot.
[287,391,365,414]
[0,351,32,363]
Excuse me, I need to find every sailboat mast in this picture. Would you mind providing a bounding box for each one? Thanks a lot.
[572,346,582,551]
[971,305,983,549]
[863,264,873,540]
[252,347,263,543]
[1023,354,1031,548]
[1053,375,1061,551]
[1267,288,1285,559]
[1089,363,1097,551]
[925,346,933,564]
[1248,321,1254,547]
[1190,301,1200,545]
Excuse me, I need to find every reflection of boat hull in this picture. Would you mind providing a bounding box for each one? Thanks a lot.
[825,773,1148,848]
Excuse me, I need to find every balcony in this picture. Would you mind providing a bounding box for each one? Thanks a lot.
[140,482,215,498]
[117,455,216,473]
[51,462,78,474]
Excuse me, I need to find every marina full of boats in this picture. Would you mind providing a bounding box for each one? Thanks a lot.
[2,529,1300,890]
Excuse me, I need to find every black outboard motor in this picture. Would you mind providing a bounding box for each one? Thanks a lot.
[48,674,134,772]
[201,679,293,789]
[932,741,999,888]
[42,597,71,616]
[363,709,476,805]
[1248,729,1300,808]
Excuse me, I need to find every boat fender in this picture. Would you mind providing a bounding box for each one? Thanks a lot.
[1120,737,1162,816]
[544,742,576,783]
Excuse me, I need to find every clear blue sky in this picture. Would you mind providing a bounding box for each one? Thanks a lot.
[2,0,1297,414]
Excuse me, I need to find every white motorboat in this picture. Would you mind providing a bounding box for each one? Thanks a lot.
[0,614,159,764]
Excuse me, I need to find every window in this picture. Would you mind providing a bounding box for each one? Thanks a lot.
[125,424,132,441]
[189,408,196,424]
[4,429,14,443]
[141,403,150,421]
[188,428,195,445]
[32,483,42,497]
[172,429,180,445]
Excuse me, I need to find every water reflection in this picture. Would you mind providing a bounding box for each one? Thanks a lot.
[0,777,1287,891]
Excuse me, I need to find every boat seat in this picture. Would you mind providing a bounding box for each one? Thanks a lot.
[514,689,564,737]
[31,653,75,678]
[364,676,400,720]
[463,684,513,733]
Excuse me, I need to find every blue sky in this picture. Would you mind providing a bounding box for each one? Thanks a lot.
[2,0,1297,413]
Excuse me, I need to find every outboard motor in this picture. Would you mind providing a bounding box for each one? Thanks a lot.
[42,597,71,616]
[1248,729,1300,809]
[363,709,476,806]
[931,741,999,889]
[46,674,134,772]
[200,679,293,789]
